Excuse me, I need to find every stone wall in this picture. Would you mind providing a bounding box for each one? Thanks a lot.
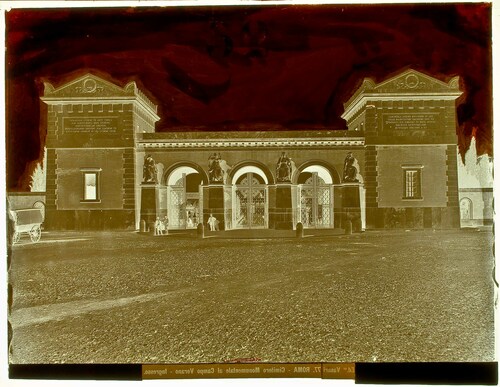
[7,193,46,211]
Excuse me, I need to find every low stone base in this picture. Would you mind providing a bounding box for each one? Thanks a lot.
[44,209,136,230]
[365,207,460,229]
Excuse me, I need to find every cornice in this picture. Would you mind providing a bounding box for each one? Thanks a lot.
[341,93,463,122]
[40,97,160,122]
[137,138,365,149]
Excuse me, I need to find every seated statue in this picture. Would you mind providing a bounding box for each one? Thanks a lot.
[143,154,157,183]
[208,153,224,183]
[276,152,292,182]
[343,152,359,183]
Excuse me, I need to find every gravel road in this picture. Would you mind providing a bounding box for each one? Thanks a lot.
[8,229,495,364]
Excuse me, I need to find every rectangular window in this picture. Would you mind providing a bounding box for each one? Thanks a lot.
[403,167,422,199]
[81,169,101,202]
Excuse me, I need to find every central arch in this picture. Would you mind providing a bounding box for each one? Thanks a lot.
[231,164,269,229]
[228,160,275,185]
[293,160,340,184]
[300,165,333,184]
[232,165,269,185]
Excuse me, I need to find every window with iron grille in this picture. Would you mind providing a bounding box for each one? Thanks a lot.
[402,166,422,199]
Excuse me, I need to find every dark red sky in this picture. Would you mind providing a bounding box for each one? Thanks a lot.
[5,3,492,190]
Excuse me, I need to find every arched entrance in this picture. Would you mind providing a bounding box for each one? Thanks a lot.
[297,165,334,228]
[163,166,203,229]
[232,166,268,229]
[460,197,473,220]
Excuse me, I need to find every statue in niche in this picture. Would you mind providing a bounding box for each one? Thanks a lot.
[143,154,158,183]
[208,152,224,183]
[276,152,292,182]
[343,152,360,183]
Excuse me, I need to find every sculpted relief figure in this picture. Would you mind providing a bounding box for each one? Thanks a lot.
[276,152,292,182]
[143,154,158,183]
[343,152,359,183]
[208,152,224,183]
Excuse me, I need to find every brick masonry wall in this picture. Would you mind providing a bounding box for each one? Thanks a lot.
[446,145,459,208]
[123,148,136,210]
[376,145,448,208]
[55,148,125,210]
[7,193,46,211]
[364,146,378,208]
[445,144,460,227]
[45,148,57,210]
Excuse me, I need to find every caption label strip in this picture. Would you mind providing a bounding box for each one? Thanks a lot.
[143,363,355,379]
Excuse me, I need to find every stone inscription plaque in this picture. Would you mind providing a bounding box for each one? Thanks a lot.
[383,113,440,131]
[63,116,119,134]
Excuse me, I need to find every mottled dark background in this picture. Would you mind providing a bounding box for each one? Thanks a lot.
[5,3,492,190]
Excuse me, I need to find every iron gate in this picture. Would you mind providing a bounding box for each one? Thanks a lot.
[298,174,333,228]
[233,173,268,229]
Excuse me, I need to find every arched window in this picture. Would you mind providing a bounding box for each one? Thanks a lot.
[460,197,473,220]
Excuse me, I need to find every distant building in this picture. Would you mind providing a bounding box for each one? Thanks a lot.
[457,135,493,227]
[38,69,463,231]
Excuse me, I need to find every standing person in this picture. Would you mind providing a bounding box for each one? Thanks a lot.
[215,217,220,231]
[162,216,169,235]
[207,213,216,231]
[187,211,194,228]
[154,217,161,236]
[157,217,165,235]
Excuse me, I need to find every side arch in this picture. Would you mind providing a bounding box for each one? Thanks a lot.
[293,160,341,184]
[228,160,275,185]
[459,197,473,220]
[162,161,209,186]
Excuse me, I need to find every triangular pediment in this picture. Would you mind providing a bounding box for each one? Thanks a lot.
[43,73,136,98]
[374,69,460,93]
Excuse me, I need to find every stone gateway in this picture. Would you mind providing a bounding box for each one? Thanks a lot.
[40,69,462,231]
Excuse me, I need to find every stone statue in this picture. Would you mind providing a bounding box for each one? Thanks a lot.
[208,152,224,183]
[143,154,158,183]
[343,152,359,183]
[276,152,292,182]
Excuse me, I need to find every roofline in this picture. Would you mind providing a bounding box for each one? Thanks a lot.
[44,73,125,94]
[341,92,463,122]
[41,72,159,119]
[40,96,161,122]
[375,68,454,90]
[342,69,462,119]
